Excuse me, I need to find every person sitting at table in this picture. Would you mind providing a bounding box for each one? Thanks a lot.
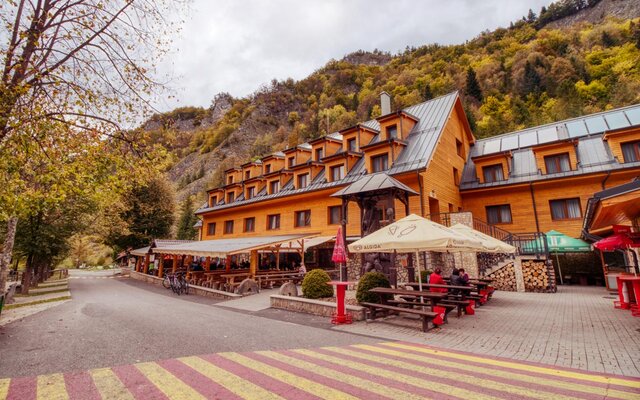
[458,268,470,286]
[191,262,204,272]
[429,268,448,293]
[449,268,460,285]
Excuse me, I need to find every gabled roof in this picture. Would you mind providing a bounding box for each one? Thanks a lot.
[331,173,419,197]
[197,91,461,214]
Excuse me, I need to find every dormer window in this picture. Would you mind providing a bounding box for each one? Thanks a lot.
[387,125,397,139]
[544,153,571,174]
[265,164,271,173]
[315,148,323,161]
[227,192,235,203]
[297,173,309,189]
[622,140,640,163]
[209,196,217,207]
[348,138,356,152]
[246,186,255,199]
[245,170,250,180]
[330,165,345,181]
[228,176,234,184]
[371,154,388,173]
[482,164,504,183]
[288,156,295,168]
[269,180,279,194]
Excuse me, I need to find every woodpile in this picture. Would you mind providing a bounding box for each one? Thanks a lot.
[487,263,516,291]
[523,260,549,292]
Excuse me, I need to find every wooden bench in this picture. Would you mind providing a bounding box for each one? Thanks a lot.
[439,299,470,317]
[256,272,303,289]
[389,299,457,322]
[360,302,440,332]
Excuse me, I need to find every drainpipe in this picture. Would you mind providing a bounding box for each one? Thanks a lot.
[601,171,611,190]
[417,170,425,217]
[529,182,541,233]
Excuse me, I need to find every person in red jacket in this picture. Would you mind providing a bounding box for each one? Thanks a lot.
[429,268,448,293]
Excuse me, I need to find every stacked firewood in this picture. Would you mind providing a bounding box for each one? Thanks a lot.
[487,263,516,291]
[523,260,549,292]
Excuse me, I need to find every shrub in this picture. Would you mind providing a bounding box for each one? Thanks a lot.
[301,269,333,299]
[356,272,393,304]
[420,269,433,283]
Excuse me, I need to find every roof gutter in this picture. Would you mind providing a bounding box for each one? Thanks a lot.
[417,169,425,217]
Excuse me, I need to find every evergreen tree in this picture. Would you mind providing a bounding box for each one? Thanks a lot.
[465,67,483,102]
[526,9,537,23]
[522,61,543,96]
[176,196,199,240]
[423,84,433,101]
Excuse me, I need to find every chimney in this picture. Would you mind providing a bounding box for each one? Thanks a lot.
[380,91,391,115]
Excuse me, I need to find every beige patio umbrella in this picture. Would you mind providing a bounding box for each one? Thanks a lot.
[449,223,516,254]
[349,214,484,293]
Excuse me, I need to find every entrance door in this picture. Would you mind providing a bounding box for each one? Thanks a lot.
[429,197,440,223]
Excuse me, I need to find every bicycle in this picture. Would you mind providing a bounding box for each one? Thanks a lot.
[163,271,189,295]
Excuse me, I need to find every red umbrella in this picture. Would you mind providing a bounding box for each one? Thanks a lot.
[332,227,347,280]
[593,233,637,252]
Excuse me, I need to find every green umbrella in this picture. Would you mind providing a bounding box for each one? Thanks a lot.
[524,230,591,285]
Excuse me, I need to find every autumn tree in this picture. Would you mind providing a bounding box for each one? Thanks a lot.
[0,1,184,292]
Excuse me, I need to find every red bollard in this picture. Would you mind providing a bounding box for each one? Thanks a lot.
[328,281,352,324]
[465,299,476,315]
[433,306,446,325]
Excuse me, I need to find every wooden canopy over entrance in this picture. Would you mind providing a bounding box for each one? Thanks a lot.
[331,173,419,284]
[584,180,640,234]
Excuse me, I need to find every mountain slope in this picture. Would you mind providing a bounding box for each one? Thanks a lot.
[145,0,640,204]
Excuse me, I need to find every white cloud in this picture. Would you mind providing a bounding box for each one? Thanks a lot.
[154,0,552,111]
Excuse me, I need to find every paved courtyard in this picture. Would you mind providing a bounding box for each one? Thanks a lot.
[333,286,640,377]
[1,341,638,399]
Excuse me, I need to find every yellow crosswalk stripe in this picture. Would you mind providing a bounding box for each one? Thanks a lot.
[327,346,579,400]
[384,342,640,389]
[89,368,135,400]
[36,373,68,400]
[179,356,283,400]
[257,350,428,400]
[135,362,205,400]
[295,348,499,400]
[0,378,10,400]
[357,344,640,400]
[220,352,357,400]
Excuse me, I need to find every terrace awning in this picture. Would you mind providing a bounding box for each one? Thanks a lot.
[152,234,320,258]
[259,235,335,253]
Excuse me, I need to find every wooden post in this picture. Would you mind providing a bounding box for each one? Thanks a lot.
[250,250,258,278]
[143,254,150,274]
[205,257,211,271]
[135,257,141,272]
[226,256,231,272]
[275,245,281,270]
[172,255,178,273]
[157,254,164,278]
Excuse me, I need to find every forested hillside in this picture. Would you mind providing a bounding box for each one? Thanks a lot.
[144,0,640,204]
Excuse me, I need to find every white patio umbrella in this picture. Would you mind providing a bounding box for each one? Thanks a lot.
[449,224,516,254]
[349,214,484,294]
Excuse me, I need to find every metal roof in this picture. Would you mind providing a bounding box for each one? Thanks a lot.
[152,234,318,258]
[461,102,640,190]
[471,103,640,159]
[331,173,419,197]
[196,92,459,214]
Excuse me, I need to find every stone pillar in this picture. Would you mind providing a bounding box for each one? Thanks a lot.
[514,256,526,292]
[448,212,479,278]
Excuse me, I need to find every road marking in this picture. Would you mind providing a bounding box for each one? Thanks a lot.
[385,342,640,389]
[179,355,284,400]
[257,350,427,399]
[0,379,9,400]
[36,373,68,400]
[364,343,640,399]
[220,352,357,400]
[89,368,135,400]
[295,348,501,400]
[134,362,204,400]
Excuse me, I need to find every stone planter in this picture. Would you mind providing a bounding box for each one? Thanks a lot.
[270,294,365,321]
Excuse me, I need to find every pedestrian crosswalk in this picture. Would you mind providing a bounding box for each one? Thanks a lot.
[1,341,638,399]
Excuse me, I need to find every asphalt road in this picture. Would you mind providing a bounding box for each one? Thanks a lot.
[0,271,378,378]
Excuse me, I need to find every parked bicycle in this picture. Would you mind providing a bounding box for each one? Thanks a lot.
[162,271,189,295]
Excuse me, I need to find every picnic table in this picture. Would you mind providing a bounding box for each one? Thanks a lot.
[256,270,304,289]
[405,282,483,305]
[363,288,450,331]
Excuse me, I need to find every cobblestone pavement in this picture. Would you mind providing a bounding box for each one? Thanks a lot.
[1,341,638,399]
[333,286,640,377]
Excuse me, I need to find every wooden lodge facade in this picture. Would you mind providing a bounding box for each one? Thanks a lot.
[196,92,640,246]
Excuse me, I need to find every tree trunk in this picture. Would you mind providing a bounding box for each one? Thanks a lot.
[0,216,18,293]
[21,253,33,294]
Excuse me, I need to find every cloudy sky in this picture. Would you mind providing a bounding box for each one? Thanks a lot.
[155,0,552,111]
